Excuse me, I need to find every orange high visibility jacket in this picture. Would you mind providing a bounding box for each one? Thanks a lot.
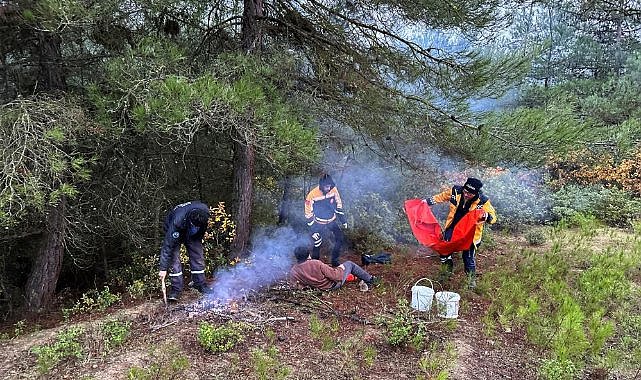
[304,186,345,225]
[405,199,484,255]
[428,185,497,245]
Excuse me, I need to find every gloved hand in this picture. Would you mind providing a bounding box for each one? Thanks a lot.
[312,232,321,241]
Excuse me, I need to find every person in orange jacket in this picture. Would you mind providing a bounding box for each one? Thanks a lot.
[426,177,497,288]
[304,174,347,267]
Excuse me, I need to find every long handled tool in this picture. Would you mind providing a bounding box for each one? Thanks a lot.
[161,277,167,306]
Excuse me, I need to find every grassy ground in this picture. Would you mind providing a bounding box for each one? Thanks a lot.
[1,224,639,380]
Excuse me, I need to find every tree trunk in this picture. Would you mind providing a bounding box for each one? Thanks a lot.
[24,27,68,313]
[229,0,263,259]
[25,198,66,312]
[38,31,66,91]
[230,139,255,259]
[242,0,263,52]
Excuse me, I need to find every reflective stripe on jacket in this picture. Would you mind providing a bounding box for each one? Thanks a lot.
[304,186,345,225]
[159,201,209,271]
[429,186,497,244]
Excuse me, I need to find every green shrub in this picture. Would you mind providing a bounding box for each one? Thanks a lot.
[102,320,131,350]
[308,314,339,350]
[592,188,641,228]
[126,280,146,299]
[31,326,85,374]
[197,321,246,353]
[63,286,121,319]
[483,170,553,228]
[251,346,290,380]
[551,185,641,228]
[127,343,189,379]
[109,251,158,298]
[525,229,547,246]
[540,358,579,380]
[347,192,404,253]
[379,299,426,347]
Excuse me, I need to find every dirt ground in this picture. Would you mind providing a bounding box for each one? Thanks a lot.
[0,236,543,380]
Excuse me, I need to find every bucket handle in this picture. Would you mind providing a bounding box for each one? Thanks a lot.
[413,277,434,289]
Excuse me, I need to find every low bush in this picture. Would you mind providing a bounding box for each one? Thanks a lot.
[127,343,189,379]
[551,185,641,228]
[102,319,131,350]
[197,321,246,353]
[31,326,85,374]
[62,286,121,320]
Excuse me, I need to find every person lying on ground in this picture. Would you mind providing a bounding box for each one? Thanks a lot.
[289,246,380,291]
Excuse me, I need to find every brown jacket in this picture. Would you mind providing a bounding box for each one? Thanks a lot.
[289,259,344,290]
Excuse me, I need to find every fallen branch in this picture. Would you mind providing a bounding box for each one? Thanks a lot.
[150,320,178,331]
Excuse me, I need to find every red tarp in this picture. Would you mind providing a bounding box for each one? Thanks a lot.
[404,199,483,256]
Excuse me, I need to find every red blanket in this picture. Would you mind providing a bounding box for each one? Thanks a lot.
[404,199,482,256]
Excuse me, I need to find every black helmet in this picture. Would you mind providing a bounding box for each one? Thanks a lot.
[319,174,335,189]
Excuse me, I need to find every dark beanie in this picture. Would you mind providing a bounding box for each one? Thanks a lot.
[463,177,483,194]
[294,246,310,263]
[319,174,335,188]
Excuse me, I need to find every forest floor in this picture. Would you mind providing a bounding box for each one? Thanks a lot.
[0,234,544,380]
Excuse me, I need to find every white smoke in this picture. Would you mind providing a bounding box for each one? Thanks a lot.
[204,226,308,301]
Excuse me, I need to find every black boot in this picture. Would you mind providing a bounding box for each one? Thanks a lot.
[167,290,181,302]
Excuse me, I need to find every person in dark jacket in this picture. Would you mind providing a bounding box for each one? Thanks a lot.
[304,174,347,267]
[425,177,497,288]
[289,247,379,291]
[158,201,211,301]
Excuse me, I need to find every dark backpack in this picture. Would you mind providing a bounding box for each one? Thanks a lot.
[361,252,392,266]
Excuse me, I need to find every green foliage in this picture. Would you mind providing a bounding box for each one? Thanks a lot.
[551,185,641,228]
[109,251,158,299]
[525,229,547,246]
[308,314,339,351]
[378,299,427,348]
[483,169,553,228]
[483,227,641,376]
[99,50,318,174]
[362,346,377,367]
[31,326,85,374]
[540,358,579,380]
[475,105,590,166]
[347,192,406,253]
[416,341,455,380]
[101,320,131,350]
[127,343,189,379]
[577,253,632,313]
[62,286,121,320]
[203,202,236,270]
[251,346,291,380]
[197,321,247,353]
[0,97,96,226]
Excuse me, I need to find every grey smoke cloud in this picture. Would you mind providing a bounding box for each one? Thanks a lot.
[203,226,308,301]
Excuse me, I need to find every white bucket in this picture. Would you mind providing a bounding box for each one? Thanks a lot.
[411,278,435,312]
[435,291,460,318]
